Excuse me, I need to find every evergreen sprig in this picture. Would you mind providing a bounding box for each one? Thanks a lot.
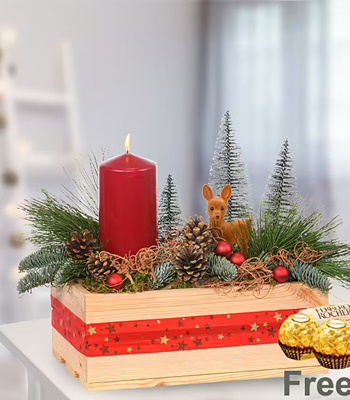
[209,253,238,282]
[158,174,184,241]
[149,262,176,289]
[19,244,67,272]
[53,261,88,286]
[17,263,67,294]
[249,208,343,259]
[62,151,108,218]
[209,111,253,220]
[17,244,88,293]
[290,261,332,293]
[20,190,99,247]
[263,139,298,224]
[249,207,350,287]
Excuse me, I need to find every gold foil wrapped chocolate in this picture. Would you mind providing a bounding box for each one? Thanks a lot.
[279,313,318,348]
[312,319,350,356]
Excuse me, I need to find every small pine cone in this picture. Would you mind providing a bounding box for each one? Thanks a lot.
[183,215,216,254]
[65,229,98,261]
[174,244,208,283]
[86,251,118,279]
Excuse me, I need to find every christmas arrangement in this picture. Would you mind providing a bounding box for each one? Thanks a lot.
[17,112,341,390]
[17,112,350,296]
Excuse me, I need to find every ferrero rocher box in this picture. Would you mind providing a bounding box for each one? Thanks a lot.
[301,304,350,325]
[51,283,328,391]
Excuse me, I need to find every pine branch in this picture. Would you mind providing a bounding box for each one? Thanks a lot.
[62,152,104,218]
[20,190,99,246]
[149,262,176,289]
[18,244,68,272]
[17,244,87,293]
[315,257,350,288]
[209,111,253,220]
[249,207,345,259]
[17,262,67,294]
[249,206,350,287]
[53,261,88,286]
[290,261,332,293]
[209,253,238,282]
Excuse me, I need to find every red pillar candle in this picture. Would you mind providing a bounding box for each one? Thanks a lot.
[99,135,157,256]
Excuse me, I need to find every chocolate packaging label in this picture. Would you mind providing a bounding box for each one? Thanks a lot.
[301,304,350,325]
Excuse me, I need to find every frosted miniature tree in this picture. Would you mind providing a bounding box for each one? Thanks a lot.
[209,111,253,220]
[263,138,298,224]
[158,174,184,241]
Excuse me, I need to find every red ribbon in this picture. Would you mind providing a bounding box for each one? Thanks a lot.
[51,295,300,357]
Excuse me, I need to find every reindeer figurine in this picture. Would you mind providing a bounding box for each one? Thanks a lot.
[202,183,250,255]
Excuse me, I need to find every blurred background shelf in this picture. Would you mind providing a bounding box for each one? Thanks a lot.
[13,90,68,107]
[0,33,81,339]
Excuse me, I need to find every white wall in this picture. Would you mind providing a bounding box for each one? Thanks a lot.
[0,0,201,214]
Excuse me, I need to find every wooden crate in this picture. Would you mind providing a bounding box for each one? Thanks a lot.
[51,283,328,391]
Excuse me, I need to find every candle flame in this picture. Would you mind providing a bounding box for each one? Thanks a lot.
[125,134,131,153]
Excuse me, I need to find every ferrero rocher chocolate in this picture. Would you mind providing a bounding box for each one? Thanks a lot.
[278,313,318,360]
[313,319,350,355]
[280,314,318,348]
[312,319,350,369]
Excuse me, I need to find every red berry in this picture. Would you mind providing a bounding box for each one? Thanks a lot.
[106,273,125,290]
[230,252,246,266]
[273,265,289,283]
[215,241,233,258]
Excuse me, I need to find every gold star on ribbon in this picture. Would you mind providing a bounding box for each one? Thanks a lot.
[160,335,169,345]
[218,334,224,340]
[82,332,85,339]
[251,323,259,331]
[227,314,231,319]
[157,320,161,324]
[195,325,200,329]
[87,326,97,335]
[59,319,63,327]
[104,337,109,342]
[257,338,261,342]
[273,312,282,321]
[127,347,133,353]
[263,322,268,327]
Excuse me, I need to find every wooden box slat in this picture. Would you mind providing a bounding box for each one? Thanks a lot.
[51,283,328,391]
[52,283,327,324]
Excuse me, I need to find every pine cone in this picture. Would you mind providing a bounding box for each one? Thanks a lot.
[65,229,98,261]
[86,251,118,279]
[175,244,208,283]
[209,253,238,282]
[183,215,216,253]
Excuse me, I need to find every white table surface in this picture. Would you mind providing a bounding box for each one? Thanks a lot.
[0,318,349,400]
